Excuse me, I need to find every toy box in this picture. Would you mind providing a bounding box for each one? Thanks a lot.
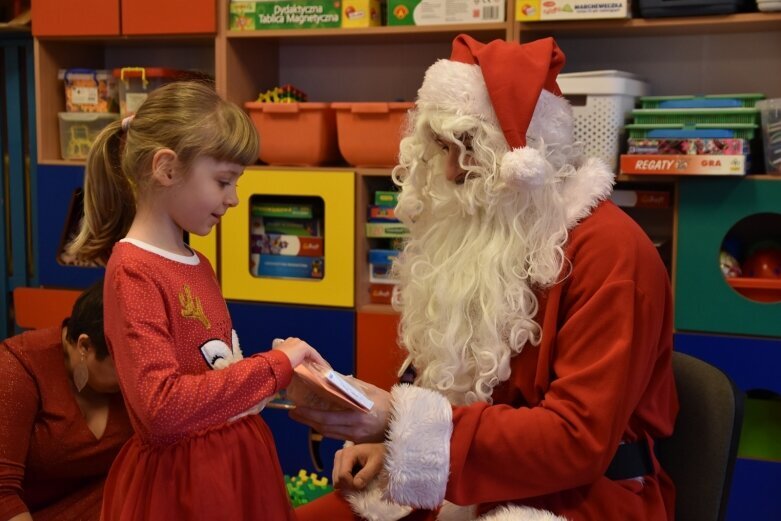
[58,69,117,113]
[342,0,381,27]
[113,67,186,117]
[387,0,504,25]
[230,0,341,30]
[58,112,119,160]
[516,0,629,21]
[244,102,340,166]
[332,102,413,166]
[620,154,746,176]
[627,138,747,155]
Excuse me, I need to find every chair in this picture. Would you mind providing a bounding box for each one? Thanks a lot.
[655,352,744,521]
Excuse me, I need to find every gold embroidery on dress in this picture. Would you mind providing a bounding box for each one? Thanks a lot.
[179,284,211,329]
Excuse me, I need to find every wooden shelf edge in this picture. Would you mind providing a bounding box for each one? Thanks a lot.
[244,165,356,173]
[517,12,781,38]
[227,22,510,39]
[35,34,215,44]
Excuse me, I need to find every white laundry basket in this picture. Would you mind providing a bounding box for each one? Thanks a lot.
[557,70,649,172]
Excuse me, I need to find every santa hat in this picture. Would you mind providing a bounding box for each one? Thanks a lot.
[417,35,573,188]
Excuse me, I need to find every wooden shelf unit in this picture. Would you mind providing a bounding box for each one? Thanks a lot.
[35,37,215,164]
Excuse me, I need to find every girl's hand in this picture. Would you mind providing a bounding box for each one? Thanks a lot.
[273,337,326,368]
[332,443,386,491]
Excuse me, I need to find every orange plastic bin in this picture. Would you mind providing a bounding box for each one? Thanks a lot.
[244,102,340,166]
[332,102,413,167]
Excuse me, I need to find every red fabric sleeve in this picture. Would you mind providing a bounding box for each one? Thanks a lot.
[106,264,293,441]
[0,345,38,520]
[445,255,668,503]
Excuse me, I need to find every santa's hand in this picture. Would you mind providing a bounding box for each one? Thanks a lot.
[288,378,391,443]
[333,443,386,491]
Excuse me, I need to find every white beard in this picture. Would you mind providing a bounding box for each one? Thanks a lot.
[393,152,572,406]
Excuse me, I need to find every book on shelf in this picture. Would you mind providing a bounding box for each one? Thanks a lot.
[251,254,324,279]
[366,222,409,238]
[251,202,314,219]
[251,233,324,257]
[369,283,395,305]
[611,190,671,209]
[368,205,397,222]
[374,191,399,208]
[251,216,322,237]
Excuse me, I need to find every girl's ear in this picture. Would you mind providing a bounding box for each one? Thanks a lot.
[151,148,179,186]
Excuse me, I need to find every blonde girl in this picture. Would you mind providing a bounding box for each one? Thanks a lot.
[68,81,322,520]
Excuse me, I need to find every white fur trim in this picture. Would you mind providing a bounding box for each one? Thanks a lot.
[477,505,569,521]
[561,157,615,228]
[385,385,453,509]
[418,60,496,125]
[417,61,573,149]
[527,90,574,147]
[344,479,413,521]
[438,502,477,521]
[500,147,550,190]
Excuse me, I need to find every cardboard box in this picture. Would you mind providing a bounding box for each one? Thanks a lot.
[387,0,505,26]
[230,0,341,30]
[620,154,746,176]
[342,0,382,27]
[516,0,628,21]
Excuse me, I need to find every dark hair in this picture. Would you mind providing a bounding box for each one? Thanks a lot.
[65,279,108,359]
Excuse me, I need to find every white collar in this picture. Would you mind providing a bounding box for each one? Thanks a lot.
[120,238,200,265]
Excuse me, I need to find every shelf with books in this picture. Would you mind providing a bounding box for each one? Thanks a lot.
[221,168,354,307]
[354,170,404,312]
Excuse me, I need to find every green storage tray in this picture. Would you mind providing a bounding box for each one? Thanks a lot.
[632,107,760,125]
[640,93,765,109]
[625,123,757,140]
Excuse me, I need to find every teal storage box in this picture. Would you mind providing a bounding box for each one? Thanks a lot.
[675,177,781,337]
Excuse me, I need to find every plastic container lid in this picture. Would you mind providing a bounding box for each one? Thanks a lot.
[331,102,413,113]
[58,68,113,83]
[245,102,331,113]
[58,112,120,122]
[112,67,186,81]
[558,70,649,97]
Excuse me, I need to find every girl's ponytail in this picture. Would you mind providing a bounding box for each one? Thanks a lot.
[66,119,136,265]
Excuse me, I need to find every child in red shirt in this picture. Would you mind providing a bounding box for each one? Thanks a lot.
[67,81,323,520]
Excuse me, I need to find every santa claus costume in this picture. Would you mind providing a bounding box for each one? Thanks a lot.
[297,34,678,521]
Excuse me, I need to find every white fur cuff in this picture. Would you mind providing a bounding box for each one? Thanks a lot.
[385,385,453,509]
[344,479,413,521]
[477,505,569,521]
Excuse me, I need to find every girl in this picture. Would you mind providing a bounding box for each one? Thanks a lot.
[67,81,323,520]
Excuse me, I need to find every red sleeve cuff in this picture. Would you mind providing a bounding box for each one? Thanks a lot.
[258,349,294,392]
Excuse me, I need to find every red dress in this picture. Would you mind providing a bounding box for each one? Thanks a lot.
[0,327,133,521]
[101,240,295,521]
